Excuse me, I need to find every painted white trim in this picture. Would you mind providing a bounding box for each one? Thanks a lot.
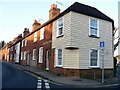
[55,48,63,67]
[56,17,64,37]
[39,47,43,63]
[24,51,26,60]
[97,20,100,37]
[46,50,50,70]
[25,40,27,46]
[40,27,44,40]
[89,18,99,37]
[21,52,23,60]
[34,32,37,42]
[33,49,36,60]
[89,18,91,36]
[89,48,100,68]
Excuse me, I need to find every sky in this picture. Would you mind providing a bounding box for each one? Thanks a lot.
[0,0,119,43]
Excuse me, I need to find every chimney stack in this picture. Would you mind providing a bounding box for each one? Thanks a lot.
[23,28,30,37]
[17,34,22,40]
[32,19,41,31]
[49,4,60,19]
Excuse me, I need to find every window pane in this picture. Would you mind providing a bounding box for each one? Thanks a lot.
[39,47,43,63]
[58,18,63,36]
[58,18,63,27]
[90,49,98,66]
[33,49,36,60]
[40,28,44,40]
[34,49,36,60]
[90,18,97,27]
[59,27,63,35]
[91,59,97,66]
[57,49,62,66]
[90,27,97,36]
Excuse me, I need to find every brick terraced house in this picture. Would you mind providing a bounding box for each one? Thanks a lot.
[9,34,22,63]
[0,2,114,78]
[0,43,10,62]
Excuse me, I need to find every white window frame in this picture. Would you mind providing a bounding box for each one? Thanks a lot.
[89,18,99,37]
[89,49,100,68]
[21,52,23,60]
[25,40,27,46]
[57,18,64,37]
[40,27,44,40]
[55,48,63,67]
[24,51,26,60]
[33,49,36,60]
[39,47,43,63]
[34,32,37,42]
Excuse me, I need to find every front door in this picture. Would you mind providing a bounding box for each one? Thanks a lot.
[46,50,50,70]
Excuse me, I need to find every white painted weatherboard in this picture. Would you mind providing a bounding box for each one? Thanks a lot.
[52,11,113,69]
[15,42,20,63]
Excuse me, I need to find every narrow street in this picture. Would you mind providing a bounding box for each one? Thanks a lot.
[2,61,38,89]
[1,61,74,89]
[1,61,120,90]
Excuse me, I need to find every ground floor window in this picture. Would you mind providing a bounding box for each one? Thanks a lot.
[55,48,63,67]
[33,49,36,60]
[21,52,23,60]
[24,51,26,60]
[89,49,99,68]
[39,47,43,63]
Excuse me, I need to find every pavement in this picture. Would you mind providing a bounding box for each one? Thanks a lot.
[7,62,120,88]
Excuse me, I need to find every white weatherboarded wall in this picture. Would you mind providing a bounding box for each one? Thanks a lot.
[52,11,113,69]
[15,42,20,63]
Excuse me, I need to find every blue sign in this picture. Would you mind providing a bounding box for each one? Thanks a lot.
[100,41,105,49]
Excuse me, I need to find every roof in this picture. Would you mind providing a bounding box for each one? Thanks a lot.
[10,2,114,46]
[68,2,113,22]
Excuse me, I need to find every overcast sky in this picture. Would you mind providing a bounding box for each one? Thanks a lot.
[0,0,119,43]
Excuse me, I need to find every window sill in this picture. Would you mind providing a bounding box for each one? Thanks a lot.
[38,62,42,64]
[89,66,100,69]
[55,65,62,68]
[40,39,44,41]
[57,35,63,38]
[89,35,100,38]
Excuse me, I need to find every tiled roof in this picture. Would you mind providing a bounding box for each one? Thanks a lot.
[67,2,113,22]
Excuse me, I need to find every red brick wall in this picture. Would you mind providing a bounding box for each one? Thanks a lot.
[51,67,113,78]
[37,23,52,70]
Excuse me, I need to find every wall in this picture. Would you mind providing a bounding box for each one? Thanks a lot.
[15,42,20,63]
[52,11,113,77]
[70,11,113,69]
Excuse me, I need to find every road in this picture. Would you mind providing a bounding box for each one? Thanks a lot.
[1,61,72,90]
[2,61,38,89]
[1,61,120,90]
